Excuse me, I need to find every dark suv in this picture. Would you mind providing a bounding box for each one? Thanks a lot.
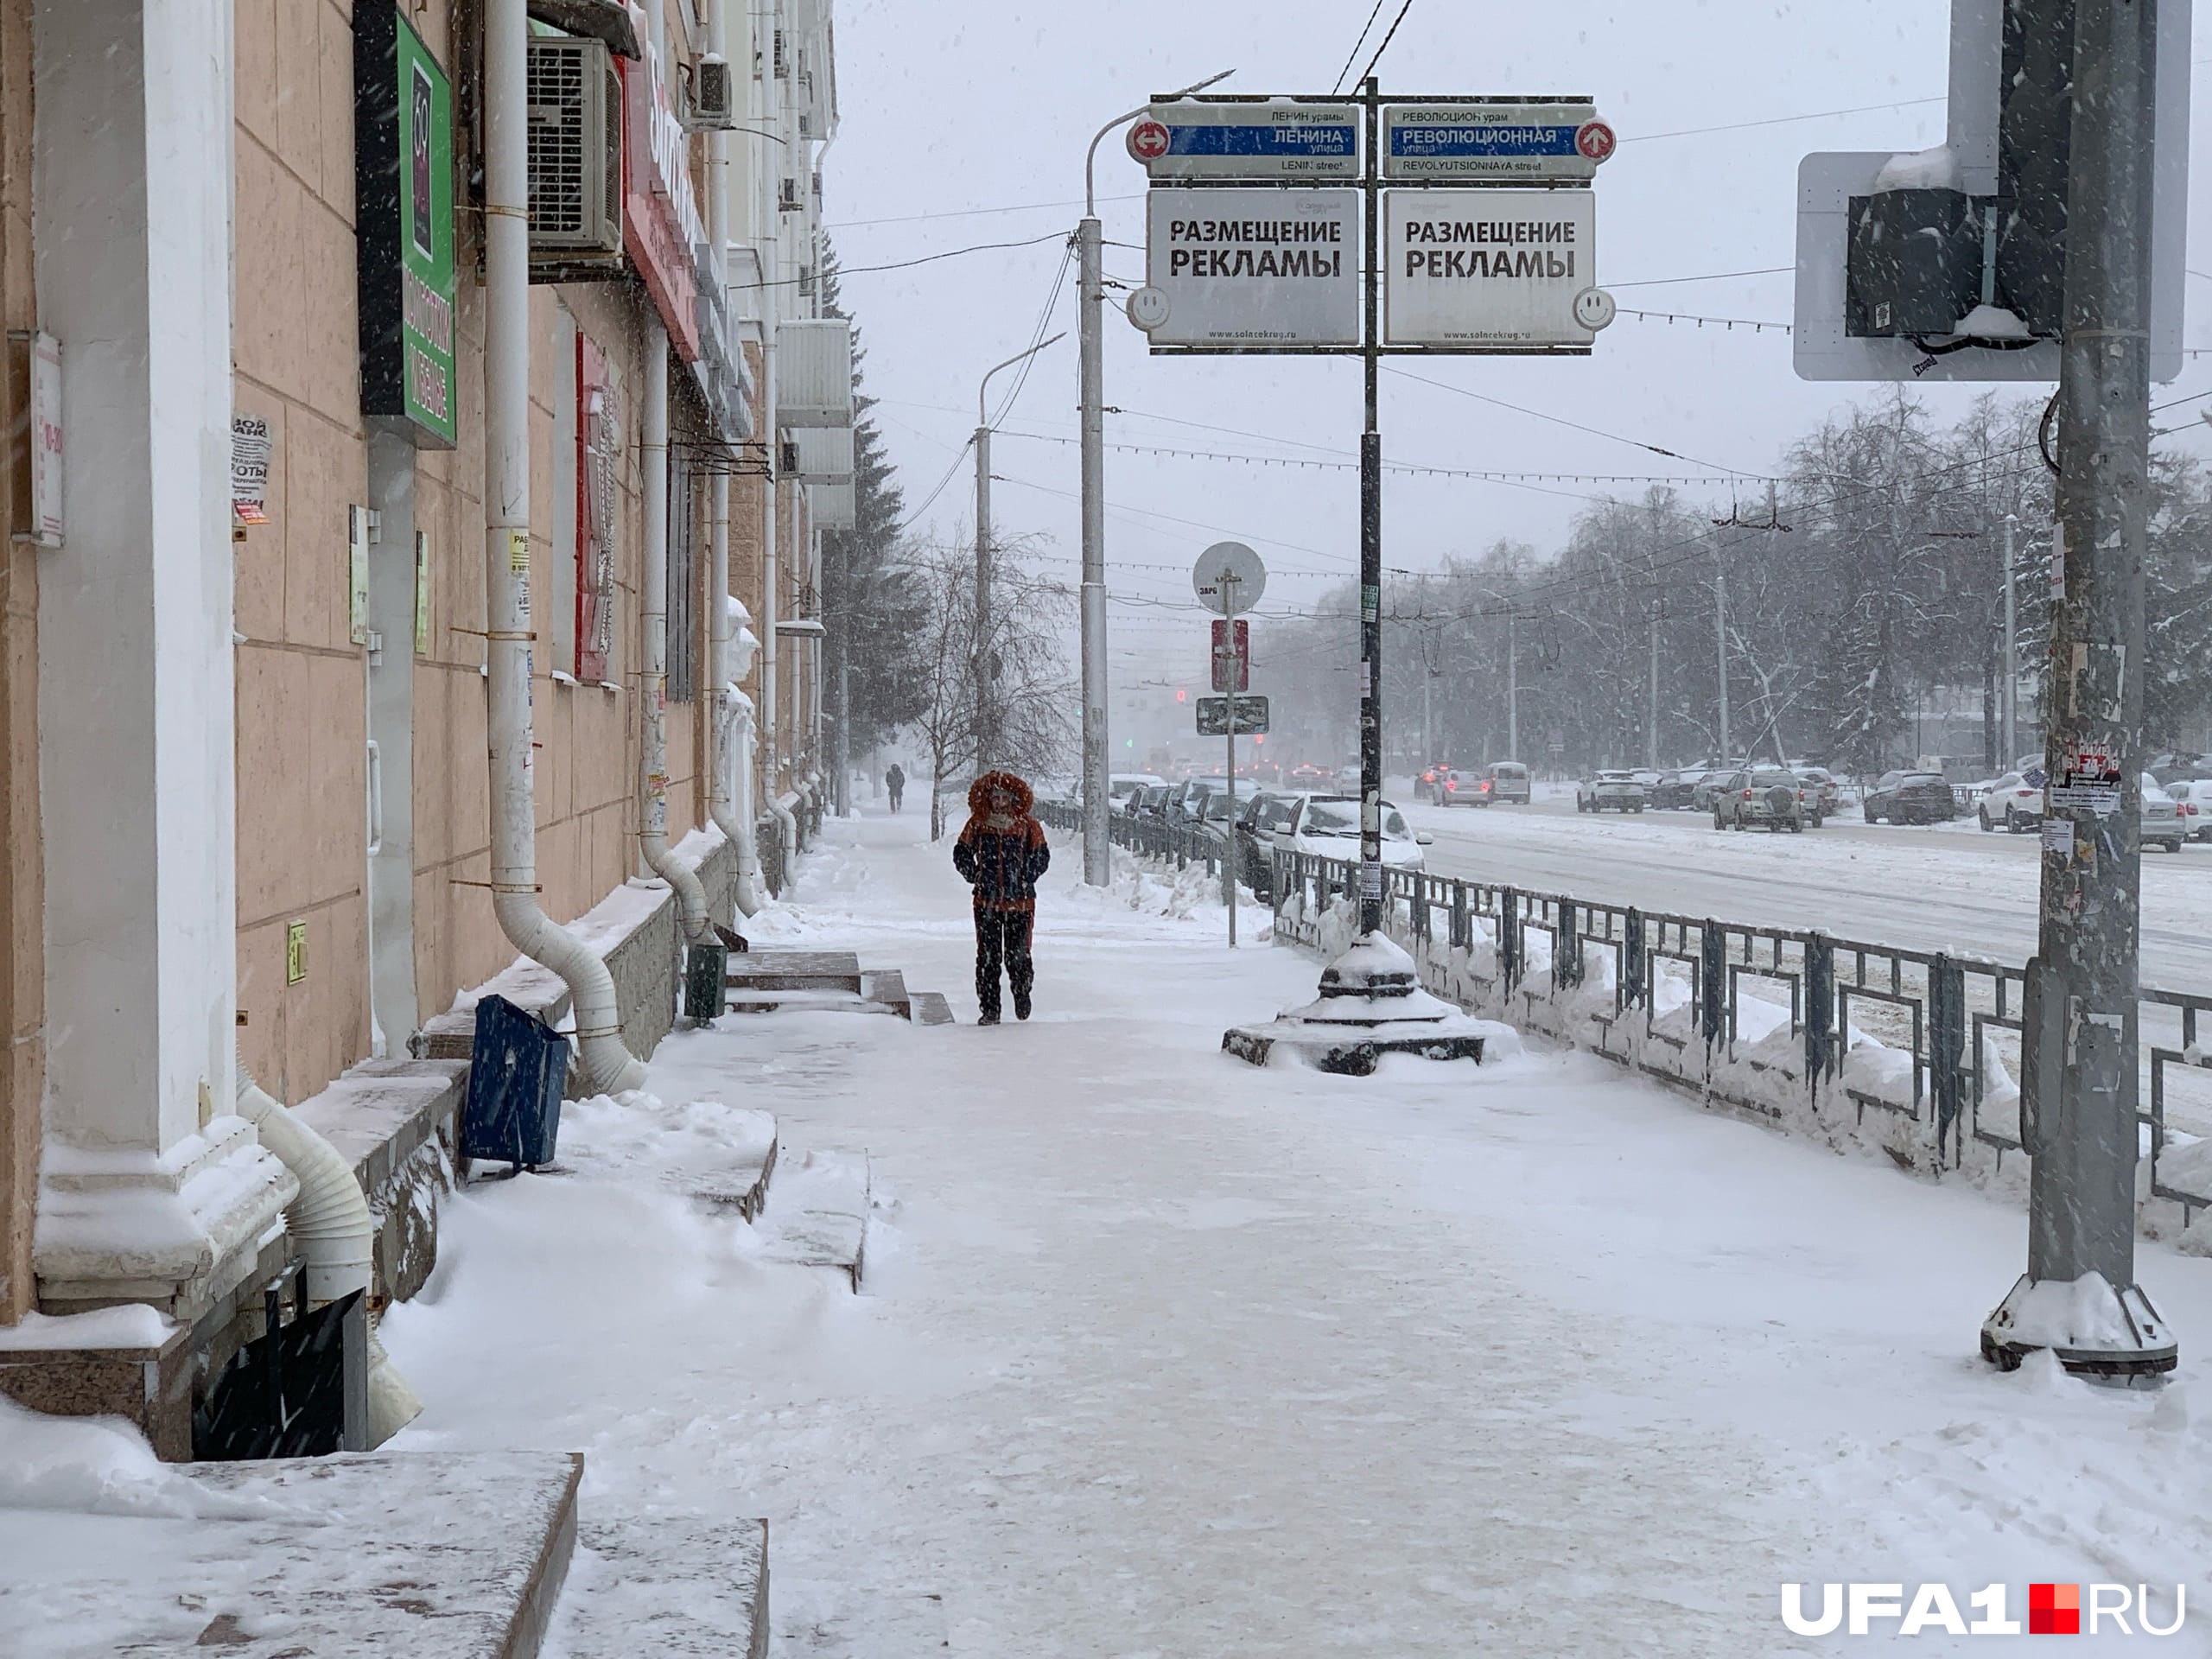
[1863,770,1958,826]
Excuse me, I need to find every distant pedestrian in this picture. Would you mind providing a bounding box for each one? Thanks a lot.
[886,762,906,813]
[953,771,1049,1025]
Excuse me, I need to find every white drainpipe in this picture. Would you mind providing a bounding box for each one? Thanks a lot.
[234,1052,421,1446]
[484,0,645,1095]
[639,330,711,941]
[705,0,753,918]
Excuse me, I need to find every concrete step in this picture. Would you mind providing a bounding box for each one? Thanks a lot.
[677,1105,779,1222]
[760,1150,871,1292]
[0,1451,582,1657]
[562,1513,769,1659]
[726,950,864,995]
[723,988,894,1017]
[861,967,912,1017]
[906,991,956,1027]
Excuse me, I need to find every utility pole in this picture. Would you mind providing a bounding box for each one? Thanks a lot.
[1077,71,1230,886]
[1077,212,1109,882]
[972,334,1065,778]
[1647,607,1661,770]
[972,418,992,771]
[1714,555,1731,763]
[2002,512,2019,766]
[1505,609,1518,762]
[1981,0,2174,1376]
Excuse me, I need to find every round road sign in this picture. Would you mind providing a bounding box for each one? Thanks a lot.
[1127,120,1172,164]
[1126,286,1173,332]
[1573,287,1618,332]
[1575,119,1617,163]
[1193,541,1267,616]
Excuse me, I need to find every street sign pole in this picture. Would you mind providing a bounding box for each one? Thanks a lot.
[1357,76,1385,937]
[1224,620,1238,948]
[1981,0,2175,1376]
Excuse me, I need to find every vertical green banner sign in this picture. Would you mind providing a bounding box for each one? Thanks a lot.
[355,5,456,448]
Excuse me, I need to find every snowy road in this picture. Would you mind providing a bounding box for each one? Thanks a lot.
[383,812,2212,1656]
[1398,786,2212,992]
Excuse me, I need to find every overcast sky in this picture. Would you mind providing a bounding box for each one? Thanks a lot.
[825,1,2212,690]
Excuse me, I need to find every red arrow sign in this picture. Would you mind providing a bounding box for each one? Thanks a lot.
[1575,120,1618,163]
[1127,120,1172,163]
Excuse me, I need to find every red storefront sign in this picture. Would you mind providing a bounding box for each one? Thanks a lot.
[618,48,703,362]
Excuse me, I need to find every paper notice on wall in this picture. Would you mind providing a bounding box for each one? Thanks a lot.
[231,416,271,524]
[2043,818,2073,856]
[2050,741,2123,817]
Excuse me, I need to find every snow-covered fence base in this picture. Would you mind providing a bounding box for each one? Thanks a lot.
[1263,849,2212,1251]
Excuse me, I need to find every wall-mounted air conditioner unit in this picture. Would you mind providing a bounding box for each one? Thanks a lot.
[527,38,623,263]
[688,53,735,130]
[775,320,855,429]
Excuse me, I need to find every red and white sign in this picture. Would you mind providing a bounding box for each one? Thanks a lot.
[1127,120,1172,163]
[1575,119,1617,162]
[619,48,703,362]
[1211,617,1250,692]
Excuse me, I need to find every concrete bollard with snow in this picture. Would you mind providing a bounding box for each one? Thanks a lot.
[1223,932,1491,1077]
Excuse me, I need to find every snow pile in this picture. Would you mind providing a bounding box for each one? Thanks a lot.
[0,1304,173,1351]
[1064,842,1246,924]
[1872,143,1961,192]
[0,1396,304,1522]
[1954,302,2031,340]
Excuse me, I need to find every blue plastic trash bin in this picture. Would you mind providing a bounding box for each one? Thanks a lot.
[462,995,570,1170]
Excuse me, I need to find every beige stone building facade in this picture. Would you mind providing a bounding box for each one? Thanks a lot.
[0,0,849,1457]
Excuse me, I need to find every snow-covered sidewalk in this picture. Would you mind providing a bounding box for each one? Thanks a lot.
[384,810,2212,1656]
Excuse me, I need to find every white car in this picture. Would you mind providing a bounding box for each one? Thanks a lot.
[2142,774,2186,853]
[2164,778,2212,842]
[1576,771,1648,813]
[1275,794,1432,870]
[1109,772,1166,814]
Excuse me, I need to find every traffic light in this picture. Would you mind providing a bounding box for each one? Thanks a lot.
[1175,689,1187,703]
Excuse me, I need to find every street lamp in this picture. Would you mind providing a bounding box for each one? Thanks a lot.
[972,333,1065,772]
[1075,67,1234,886]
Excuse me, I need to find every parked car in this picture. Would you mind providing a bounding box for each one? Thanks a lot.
[2142,774,2187,853]
[1650,768,1708,810]
[1234,791,1303,899]
[1167,776,1230,828]
[1575,770,1648,813]
[1712,768,1811,833]
[2164,777,2212,841]
[1862,770,1958,825]
[1109,772,1166,812]
[1630,769,1663,791]
[1426,766,1491,806]
[1976,769,2048,833]
[1796,766,1842,819]
[1334,764,1363,793]
[1689,767,1743,813]
[1130,784,1172,820]
[1481,761,1532,804]
[1274,794,1433,870]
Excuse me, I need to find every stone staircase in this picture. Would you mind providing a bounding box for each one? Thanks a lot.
[725,950,953,1025]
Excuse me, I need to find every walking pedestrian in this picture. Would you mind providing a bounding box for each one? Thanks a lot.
[886,762,906,814]
[952,771,1049,1025]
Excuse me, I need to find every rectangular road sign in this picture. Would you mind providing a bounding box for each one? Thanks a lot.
[1140,100,1359,181]
[1382,103,1599,181]
[1383,189,1596,349]
[1146,188,1361,348]
[1197,695,1268,736]
[1211,619,1249,692]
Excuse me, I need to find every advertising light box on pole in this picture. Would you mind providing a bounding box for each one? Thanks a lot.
[1383,189,1597,350]
[1134,100,1360,181]
[1382,103,1611,181]
[1143,188,1361,348]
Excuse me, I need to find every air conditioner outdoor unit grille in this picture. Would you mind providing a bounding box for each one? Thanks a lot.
[694,55,735,127]
[527,38,622,257]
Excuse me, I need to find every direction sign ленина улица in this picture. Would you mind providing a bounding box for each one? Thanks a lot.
[1137,100,1360,182]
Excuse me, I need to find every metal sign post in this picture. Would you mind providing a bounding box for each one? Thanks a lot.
[1137,81,1614,1072]
[1196,546,1266,948]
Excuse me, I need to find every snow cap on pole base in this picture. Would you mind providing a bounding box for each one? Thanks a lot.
[1980,1271,2177,1380]
[1224,931,1492,1076]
